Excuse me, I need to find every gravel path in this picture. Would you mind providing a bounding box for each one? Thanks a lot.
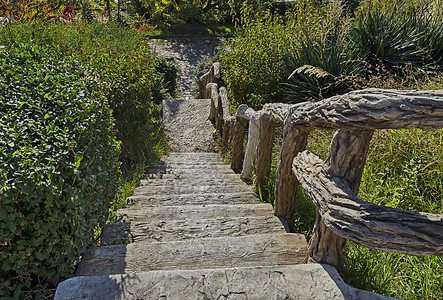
[148,35,224,99]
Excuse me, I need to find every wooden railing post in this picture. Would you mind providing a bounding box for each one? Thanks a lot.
[307,128,374,276]
[274,125,310,231]
[242,114,260,179]
[222,116,235,150]
[254,115,276,199]
[230,116,247,173]
[206,83,218,122]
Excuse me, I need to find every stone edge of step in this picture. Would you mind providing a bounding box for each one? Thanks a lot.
[54,264,400,300]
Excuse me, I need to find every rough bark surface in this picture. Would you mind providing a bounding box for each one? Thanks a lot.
[222,116,235,150]
[262,103,291,123]
[242,115,260,179]
[215,94,224,133]
[293,151,443,257]
[287,88,443,130]
[254,116,276,197]
[206,83,219,121]
[236,104,259,121]
[274,126,309,230]
[219,87,230,120]
[230,116,247,172]
[304,129,374,276]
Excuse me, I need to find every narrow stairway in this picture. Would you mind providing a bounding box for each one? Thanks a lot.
[55,60,394,299]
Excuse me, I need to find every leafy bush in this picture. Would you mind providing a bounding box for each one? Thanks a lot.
[220,0,443,106]
[220,12,293,108]
[283,0,367,101]
[0,20,173,166]
[0,43,120,299]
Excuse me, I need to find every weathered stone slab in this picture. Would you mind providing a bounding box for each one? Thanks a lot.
[101,216,286,245]
[165,152,222,158]
[140,175,243,187]
[142,173,241,182]
[133,184,252,196]
[162,99,217,152]
[127,192,260,206]
[162,164,233,170]
[117,204,275,221]
[76,234,307,276]
[162,152,223,164]
[56,264,400,300]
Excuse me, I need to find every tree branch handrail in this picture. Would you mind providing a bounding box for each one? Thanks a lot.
[198,64,443,274]
[293,150,443,257]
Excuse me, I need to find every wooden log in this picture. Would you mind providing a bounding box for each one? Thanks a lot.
[216,88,225,133]
[304,129,374,276]
[262,103,291,124]
[253,115,276,199]
[230,115,247,172]
[242,114,260,179]
[206,83,218,122]
[274,126,310,231]
[198,63,217,99]
[236,104,258,121]
[293,150,443,257]
[222,116,235,150]
[219,87,231,119]
[286,88,443,130]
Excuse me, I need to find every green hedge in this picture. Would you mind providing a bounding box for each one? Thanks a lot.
[0,43,121,299]
[0,20,175,167]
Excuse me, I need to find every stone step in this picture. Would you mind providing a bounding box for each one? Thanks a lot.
[143,173,241,181]
[140,175,244,187]
[56,264,396,300]
[76,233,307,276]
[162,156,224,163]
[133,184,252,196]
[146,166,238,176]
[161,164,233,172]
[127,192,260,206]
[165,152,221,158]
[117,203,276,222]
[101,216,286,245]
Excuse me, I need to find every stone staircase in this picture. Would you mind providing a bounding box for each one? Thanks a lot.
[55,151,394,299]
[55,95,397,299]
[73,152,307,278]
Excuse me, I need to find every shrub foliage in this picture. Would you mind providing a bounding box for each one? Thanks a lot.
[0,43,121,299]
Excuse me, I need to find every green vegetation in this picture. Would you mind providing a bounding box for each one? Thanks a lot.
[0,43,120,299]
[0,20,176,167]
[220,1,442,298]
[220,0,443,107]
[0,9,175,299]
[1,0,442,299]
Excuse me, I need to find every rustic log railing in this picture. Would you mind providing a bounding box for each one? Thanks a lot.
[198,64,443,276]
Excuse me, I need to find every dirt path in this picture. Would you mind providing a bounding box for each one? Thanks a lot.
[148,35,224,99]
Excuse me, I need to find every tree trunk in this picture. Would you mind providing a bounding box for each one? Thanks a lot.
[307,129,373,277]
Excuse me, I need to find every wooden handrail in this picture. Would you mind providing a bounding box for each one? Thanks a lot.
[293,150,443,256]
[198,63,443,276]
